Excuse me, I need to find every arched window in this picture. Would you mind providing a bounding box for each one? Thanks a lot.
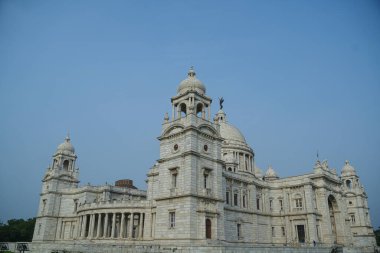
[346,180,352,189]
[196,103,203,117]
[328,195,338,242]
[205,218,211,239]
[63,160,70,170]
[180,103,187,117]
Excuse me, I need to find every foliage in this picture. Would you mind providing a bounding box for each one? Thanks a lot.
[0,218,36,242]
[375,227,380,246]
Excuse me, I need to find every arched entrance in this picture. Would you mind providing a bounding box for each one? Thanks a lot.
[205,218,211,239]
[328,195,338,243]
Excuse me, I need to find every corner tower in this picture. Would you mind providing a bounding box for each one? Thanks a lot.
[147,68,225,242]
[33,136,79,242]
[341,161,376,247]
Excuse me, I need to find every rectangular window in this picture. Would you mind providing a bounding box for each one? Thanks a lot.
[226,192,230,204]
[37,224,41,235]
[295,198,303,209]
[237,224,241,239]
[74,199,78,212]
[282,227,285,236]
[234,193,238,206]
[169,212,175,228]
[316,225,320,240]
[172,173,177,188]
[204,174,208,188]
[243,195,246,208]
[256,198,260,210]
[42,199,47,214]
[269,199,273,211]
[350,214,356,225]
[279,199,283,211]
[272,226,275,237]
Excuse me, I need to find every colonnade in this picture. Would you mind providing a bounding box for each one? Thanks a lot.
[233,152,253,172]
[78,212,145,240]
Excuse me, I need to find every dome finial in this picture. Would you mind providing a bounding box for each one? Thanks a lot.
[188,66,196,77]
[65,130,70,142]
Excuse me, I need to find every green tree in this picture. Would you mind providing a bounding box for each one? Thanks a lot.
[375,227,380,246]
[0,218,36,242]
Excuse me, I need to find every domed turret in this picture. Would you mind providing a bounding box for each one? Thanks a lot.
[264,166,279,181]
[341,160,356,177]
[55,136,75,155]
[177,67,206,95]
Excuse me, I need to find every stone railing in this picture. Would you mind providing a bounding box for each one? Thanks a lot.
[77,199,149,212]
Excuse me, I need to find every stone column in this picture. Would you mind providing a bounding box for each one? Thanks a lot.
[208,106,210,121]
[316,189,333,244]
[81,215,87,238]
[305,185,317,244]
[89,214,95,238]
[96,213,102,238]
[128,213,134,239]
[111,213,116,238]
[151,213,155,238]
[139,213,144,238]
[104,213,109,238]
[77,216,82,238]
[243,154,246,170]
[120,213,125,238]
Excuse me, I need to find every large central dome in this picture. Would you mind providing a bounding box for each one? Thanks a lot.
[216,109,248,145]
[177,67,206,95]
[219,121,247,144]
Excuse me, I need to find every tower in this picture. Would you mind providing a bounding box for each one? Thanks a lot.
[147,67,225,242]
[33,136,79,241]
[341,161,376,247]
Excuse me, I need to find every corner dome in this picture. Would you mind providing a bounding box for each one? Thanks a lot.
[177,67,206,95]
[264,166,279,180]
[341,160,356,176]
[56,136,75,155]
[254,164,263,179]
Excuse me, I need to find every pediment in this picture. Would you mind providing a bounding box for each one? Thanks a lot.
[162,124,185,137]
[199,125,218,136]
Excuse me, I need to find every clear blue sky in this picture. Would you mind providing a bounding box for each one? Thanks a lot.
[1,1,379,228]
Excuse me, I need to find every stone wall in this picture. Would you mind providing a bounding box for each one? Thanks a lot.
[30,241,379,253]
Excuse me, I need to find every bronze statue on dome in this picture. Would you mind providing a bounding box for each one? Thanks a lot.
[219,97,224,110]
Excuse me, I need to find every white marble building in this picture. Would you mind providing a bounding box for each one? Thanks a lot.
[32,68,376,252]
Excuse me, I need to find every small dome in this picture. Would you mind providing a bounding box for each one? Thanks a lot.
[56,136,75,155]
[254,165,263,178]
[341,160,356,176]
[177,67,206,95]
[264,166,279,180]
